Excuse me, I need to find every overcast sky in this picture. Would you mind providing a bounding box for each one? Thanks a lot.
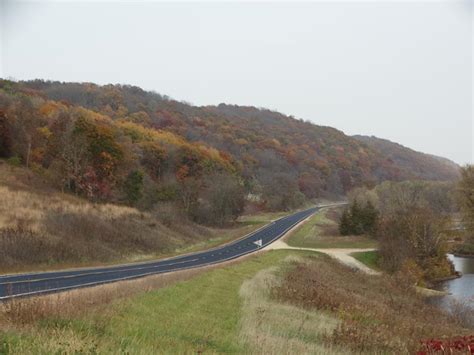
[1,0,472,164]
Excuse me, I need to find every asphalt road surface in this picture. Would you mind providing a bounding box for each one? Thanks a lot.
[0,206,319,300]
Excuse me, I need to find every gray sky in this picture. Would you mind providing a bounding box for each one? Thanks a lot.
[1,0,472,164]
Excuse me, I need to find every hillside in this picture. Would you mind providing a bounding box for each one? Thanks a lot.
[0,161,276,272]
[0,79,460,218]
[353,135,460,181]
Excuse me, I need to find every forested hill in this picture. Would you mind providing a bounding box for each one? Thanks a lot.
[0,80,460,217]
[353,135,460,181]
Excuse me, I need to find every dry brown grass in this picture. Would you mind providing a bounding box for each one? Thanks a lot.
[0,165,172,269]
[0,264,210,329]
[0,163,259,273]
[238,257,343,354]
[323,208,342,236]
[0,183,185,271]
[449,297,474,329]
[274,255,472,354]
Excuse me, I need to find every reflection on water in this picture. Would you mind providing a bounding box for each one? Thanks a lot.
[448,254,474,275]
[431,254,474,309]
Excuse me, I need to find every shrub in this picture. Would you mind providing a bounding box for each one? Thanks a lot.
[396,259,424,288]
[155,184,178,202]
[193,174,245,226]
[0,227,75,267]
[420,256,455,281]
[454,243,474,256]
[123,170,144,205]
[6,156,22,167]
[273,258,470,354]
[377,208,453,282]
[418,335,474,354]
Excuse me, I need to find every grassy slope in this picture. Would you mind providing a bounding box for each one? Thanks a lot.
[0,250,341,354]
[0,162,282,273]
[239,257,341,354]
[1,207,470,353]
[287,207,377,249]
[2,249,469,354]
[350,250,380,270]
[275,255,470,353]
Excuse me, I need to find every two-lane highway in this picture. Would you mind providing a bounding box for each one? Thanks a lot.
[0,207,319,300]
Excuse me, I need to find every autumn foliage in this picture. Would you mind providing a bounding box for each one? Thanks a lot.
[0,81,241,225]
[0,79,461,223]
[417,335,474,354]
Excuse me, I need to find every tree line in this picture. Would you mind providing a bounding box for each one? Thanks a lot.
[4,80,460,205]
[0,88,243,226]
[340,180,459,283]
[0,79,463,228]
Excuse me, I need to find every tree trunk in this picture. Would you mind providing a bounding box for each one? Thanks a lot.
[26,141,31,169]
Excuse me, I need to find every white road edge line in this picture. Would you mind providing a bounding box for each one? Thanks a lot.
[0,207,325,300]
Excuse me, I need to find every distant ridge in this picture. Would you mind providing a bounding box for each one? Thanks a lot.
[0,79,461,203]
[353,135,460,181]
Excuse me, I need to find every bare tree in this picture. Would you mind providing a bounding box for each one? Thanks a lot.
[457,165,474,236]
[60,122,90,193]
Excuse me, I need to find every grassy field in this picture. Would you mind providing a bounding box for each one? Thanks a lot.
[287,206,378,249]
[1,247,471,354]
[0,250,343,354]
[350,250,380,270]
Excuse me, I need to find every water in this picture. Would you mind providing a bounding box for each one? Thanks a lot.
[432,254,474,308]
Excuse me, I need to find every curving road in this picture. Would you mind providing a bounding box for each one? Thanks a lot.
[0,206,319,300]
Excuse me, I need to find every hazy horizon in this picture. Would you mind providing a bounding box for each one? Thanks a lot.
[1,0,472,164]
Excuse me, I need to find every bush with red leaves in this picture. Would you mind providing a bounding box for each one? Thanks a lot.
[417,335,474,354]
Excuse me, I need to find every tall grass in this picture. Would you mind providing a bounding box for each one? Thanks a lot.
[274,255,472,353]
[239,258,342,354]
[0,164,267,272]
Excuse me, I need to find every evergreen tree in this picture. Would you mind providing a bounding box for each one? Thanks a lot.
[123,170,144,205]
[361,200,379,235]
[339,207,352,235]
[350,200,365,235]
[339,200,379,236]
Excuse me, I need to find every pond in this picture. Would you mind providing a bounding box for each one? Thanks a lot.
[431,254,474,309]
